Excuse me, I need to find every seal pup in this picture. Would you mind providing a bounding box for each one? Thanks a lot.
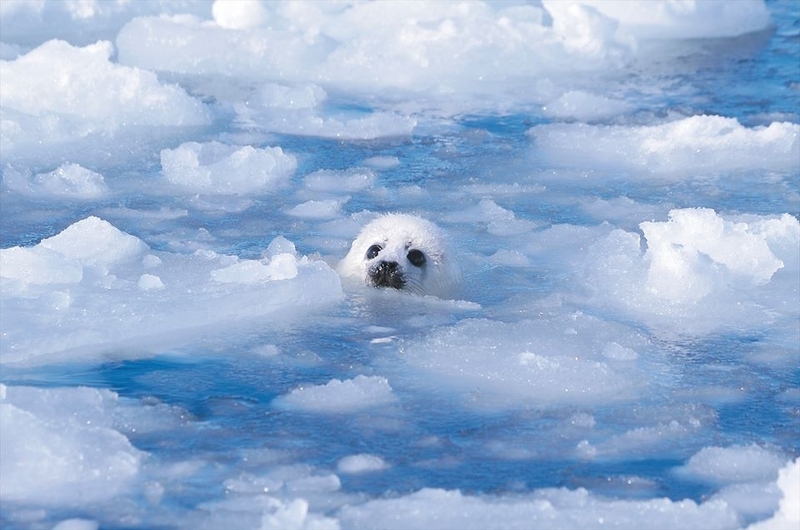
[338,213,460,297]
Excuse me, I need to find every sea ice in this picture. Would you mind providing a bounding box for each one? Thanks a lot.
[748,458,800,530]
[338,486,740,530]
[2,162,109,198]
[161,141,297,195]
[584,208,800,334]
[0,218,343,366]
[579,0,772,39]
[400,315,646,410]
[274,375,397,413]
[337,454,390,475]
[0,39,209,155]
[0,384,146,506]
[529,116,800,176]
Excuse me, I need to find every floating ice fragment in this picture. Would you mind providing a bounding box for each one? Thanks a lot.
[266,236,296,258]
[210,256,299,284]
[3,163,109,198]
[642,208,784,299]
[212,0,269,30]
[402,317,641,409]
[274,375,397,413]
[0,385,145,506]
[51,519,99,530]
[579,0,772,40]
[137,274,164,291]
[0,219,342,365]
[337,454,390,474]
[161,141,297,195]
[338,485,739,530]
[0,39,209,154]
[584,208,799,334]
[542,90,631,122]
[677,444,787,485]
[748,458,800,530]
[529,116,800,175]
[39,216,148,268]
[285,198,346,219]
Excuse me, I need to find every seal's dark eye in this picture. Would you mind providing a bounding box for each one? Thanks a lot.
[407,249,426,267]
[366,244,382,260]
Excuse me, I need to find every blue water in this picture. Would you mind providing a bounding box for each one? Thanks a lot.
[1,2,799,529]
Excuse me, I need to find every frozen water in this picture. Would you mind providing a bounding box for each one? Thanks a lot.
[0,0,798,529]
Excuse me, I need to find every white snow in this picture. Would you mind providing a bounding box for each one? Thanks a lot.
[401,315,645,410]
[676,445,788,485]
[748,458,800,530]
[0,383,185,506]
[3,162,109,198]
[0,1,797,529]
[0,217,343,366]
[542,90,632,122]
[580,0,772,40]
[529,116,800,176]
[584,208,800,334]
[161,141,297,195]
[0,39,210,155]
[337,454,390,475]
[338,486,740,530]
[274,375,397,413]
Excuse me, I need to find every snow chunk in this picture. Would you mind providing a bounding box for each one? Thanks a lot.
[52,519,99,530]
[39,216,148,268]
[444,199,537,236]
[543,1,631,61]
[0,40,209,154]
[642,208,784,298]
[338,486,739,530]
[0,384,145,506]
[116,4,633,108]
[402,315,643,409]
[265,236,296,258]
[585,209,799,334]
[749,458,800,530]
[337,454,390,475]
[285,199,346,220]
[212,0,269,30]
[274,375,397,413]
[211,254,298,283]
[542,90,630,122]
[3,163,109,198]
[161,141,297,195]
[137,274,164,291]
[580,0,772,40]
[1,246,83,285]
[677,445,787,485]
[0,219,343,365]
[529,116,800,176]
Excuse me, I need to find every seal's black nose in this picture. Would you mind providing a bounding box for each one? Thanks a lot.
[369,261,405,289]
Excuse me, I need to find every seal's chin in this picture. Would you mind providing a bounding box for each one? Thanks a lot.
[368,261,406,290]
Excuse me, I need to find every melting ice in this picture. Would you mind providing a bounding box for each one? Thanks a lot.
[1,1,798,529]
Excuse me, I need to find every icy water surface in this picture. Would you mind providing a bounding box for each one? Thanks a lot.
[1,1,799,529]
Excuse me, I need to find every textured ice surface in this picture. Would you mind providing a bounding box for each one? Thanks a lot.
[0,1,797,529]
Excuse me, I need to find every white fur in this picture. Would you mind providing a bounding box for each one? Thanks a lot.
[337,214,460,297]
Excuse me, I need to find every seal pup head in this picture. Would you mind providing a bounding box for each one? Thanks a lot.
[337,214,460,297]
